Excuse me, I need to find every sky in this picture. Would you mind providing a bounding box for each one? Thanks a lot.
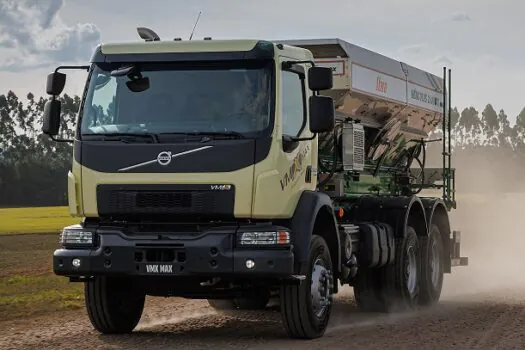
[0,0,523,123]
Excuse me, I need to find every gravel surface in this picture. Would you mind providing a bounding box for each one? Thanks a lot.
[1,281,525,350]
[2,194,525,349]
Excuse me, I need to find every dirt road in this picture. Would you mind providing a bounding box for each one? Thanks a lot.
[2,194,525,349]
[1,282,525,350]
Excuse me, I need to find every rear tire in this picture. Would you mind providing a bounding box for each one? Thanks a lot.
[280,235,334,339]
[380,225,421,312]
[354,225,421,313]
[419,223,444,306]
[85,276,145,334]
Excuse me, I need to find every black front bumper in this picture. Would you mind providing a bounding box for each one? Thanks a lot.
[53,226,295,278]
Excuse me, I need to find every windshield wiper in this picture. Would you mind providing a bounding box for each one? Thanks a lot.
[82,132,159,143]
[158,131,247,141]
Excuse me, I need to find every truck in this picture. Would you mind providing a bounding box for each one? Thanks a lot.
[43,27,468,339]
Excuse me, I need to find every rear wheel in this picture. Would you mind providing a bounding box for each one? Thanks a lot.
[419,223,444,305]
[280,234,334,339]
[85,276,145,334]
[381,225,421,312]
[354,226,421,313]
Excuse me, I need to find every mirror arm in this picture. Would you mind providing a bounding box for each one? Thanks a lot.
[289,60,316,66]
[282,60,316,71]
[55,65,90,73]
[290,133,317,142]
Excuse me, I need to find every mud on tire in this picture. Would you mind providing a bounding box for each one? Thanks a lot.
[280,234,334,339]
[85,276,145,334]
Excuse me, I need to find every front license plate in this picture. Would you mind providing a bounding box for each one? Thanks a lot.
[144,264,174,274]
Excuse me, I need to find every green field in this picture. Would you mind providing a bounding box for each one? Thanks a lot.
[0,206,79,235]
[0,207,83,322]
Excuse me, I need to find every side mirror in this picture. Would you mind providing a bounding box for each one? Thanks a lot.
[308,66,333,91]
[309,95,335,133]
[42,99,62,136]
[46,72,67,95]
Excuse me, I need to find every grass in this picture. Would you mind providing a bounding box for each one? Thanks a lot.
[0,275,84,321]
[0,206,79,235]
[0,233,85,321]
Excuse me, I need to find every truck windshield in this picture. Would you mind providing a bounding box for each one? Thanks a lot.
[79,60,273,138]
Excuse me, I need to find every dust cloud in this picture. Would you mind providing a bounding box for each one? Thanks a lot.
[441,154,525,301]
[136,309,216,330]
[328,151,525,333]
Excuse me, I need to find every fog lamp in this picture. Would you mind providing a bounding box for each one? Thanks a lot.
[72,258,81,268]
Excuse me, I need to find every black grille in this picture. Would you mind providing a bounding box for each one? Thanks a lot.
[135,192,192,208]
[97,184,235,217]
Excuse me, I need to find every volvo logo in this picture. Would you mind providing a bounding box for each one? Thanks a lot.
[117,146,213,172]
[157,151,172,166]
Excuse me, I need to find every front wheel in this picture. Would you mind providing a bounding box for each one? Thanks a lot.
[85,276,145,334]
[280,235,334,339]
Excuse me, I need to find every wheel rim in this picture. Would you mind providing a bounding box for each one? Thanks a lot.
[430,240,442,288]
[405,245,417,295]
[310,257,333,318]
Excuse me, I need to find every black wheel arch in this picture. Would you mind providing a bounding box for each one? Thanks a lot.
[289,190,341,283]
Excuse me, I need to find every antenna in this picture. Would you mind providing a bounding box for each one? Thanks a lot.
[189,11,202,40]
[137,27,160,41]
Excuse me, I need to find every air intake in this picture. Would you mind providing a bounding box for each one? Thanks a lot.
[342,122,365,171]
[137,27,160,41]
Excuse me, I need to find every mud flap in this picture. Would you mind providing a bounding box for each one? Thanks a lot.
[450,230,469,267]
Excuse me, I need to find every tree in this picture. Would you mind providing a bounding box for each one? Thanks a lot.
[456,106,481,147]
[481,104,498,146]
[0,91,77,207]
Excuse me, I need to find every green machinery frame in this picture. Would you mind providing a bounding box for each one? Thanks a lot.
[318,67,456,210]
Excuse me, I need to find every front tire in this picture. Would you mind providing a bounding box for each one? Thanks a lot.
[85,276,145,334]
[280,235,334,339]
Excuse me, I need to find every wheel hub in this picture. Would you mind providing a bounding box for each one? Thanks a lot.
[310,258,333,318]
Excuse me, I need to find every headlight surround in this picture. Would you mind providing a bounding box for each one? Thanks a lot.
[59,226,96,248]
[238,230,290,246]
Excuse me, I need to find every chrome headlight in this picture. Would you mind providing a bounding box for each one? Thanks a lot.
[59,225,96,248]
[238,230,290,246]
